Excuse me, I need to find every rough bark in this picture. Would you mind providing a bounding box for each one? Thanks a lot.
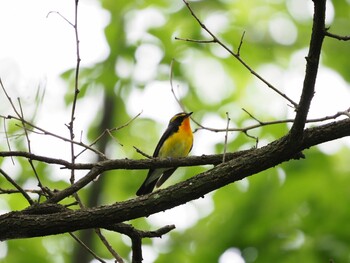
[1,118,349,241]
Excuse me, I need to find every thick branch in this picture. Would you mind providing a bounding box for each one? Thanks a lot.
[106,223,176,263]
[290,0,326,140]
[0,118,349,240]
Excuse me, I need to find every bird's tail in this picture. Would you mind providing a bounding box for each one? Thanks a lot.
[136,168,162,196]
[136,179,157,196]
[155,168,176,188]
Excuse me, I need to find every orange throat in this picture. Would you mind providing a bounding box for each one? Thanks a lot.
[181,117,192,135]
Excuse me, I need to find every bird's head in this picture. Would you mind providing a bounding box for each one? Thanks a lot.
[169,112,193,125]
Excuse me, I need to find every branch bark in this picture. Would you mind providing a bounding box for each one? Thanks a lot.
[289,0,326,140]
[1,117,349,241]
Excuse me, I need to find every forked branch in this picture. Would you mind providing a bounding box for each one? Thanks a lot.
[177,0,298,108]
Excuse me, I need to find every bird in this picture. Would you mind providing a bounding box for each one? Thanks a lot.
[136,112,193,196]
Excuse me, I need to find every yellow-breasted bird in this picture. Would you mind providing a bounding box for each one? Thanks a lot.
[136,112,193,196]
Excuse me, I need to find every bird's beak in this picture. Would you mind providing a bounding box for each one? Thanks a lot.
[186,112,193,117]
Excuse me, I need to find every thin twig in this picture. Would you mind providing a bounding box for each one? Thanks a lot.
[170,59,202,127]
[95,229,124,263]
[222,112,230,163]
[169,59,187,112]
[244,130,259,147]
[194,108,350,134]
[324,30,350,41]
[0,169,34,205]
[174,37,215,43]
[0,151,85,169]
[72,180,124,262]
[46,11,74,27]
[71,177,125,262]
[178,0,298,108]
[68,0,82,185]
[17,99,51,198]
[76,111,143,159]
[17,98,31,152]
[2,114,105,158]
[0,188,43,195]
[72,190,124,262]
[237,31,246,56]
[69,233,106,263]
[0,78,22,118]
[133,146,152,159]
[2,119,15,165]
[241,108,262,123]
[72,179,125,262]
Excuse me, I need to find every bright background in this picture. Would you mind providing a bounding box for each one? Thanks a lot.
[1,0,350,263]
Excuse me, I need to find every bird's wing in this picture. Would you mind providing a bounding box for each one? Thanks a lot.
[136,122,179,196]
[153,122,177,157]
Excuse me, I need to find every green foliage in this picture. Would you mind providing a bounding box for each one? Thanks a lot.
[2,0,350,262]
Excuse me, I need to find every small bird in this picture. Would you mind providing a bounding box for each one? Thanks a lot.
[136,112,193,196]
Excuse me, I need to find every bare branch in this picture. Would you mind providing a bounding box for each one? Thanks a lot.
[194,108,350,134]
[0,151,78,168]
[95,228,124,263]
[0,169,34,205]
[289,0,326,141]
[68,0,82,185]
[2,114,106,158]
[237,31,246,56]
[70,170,125,262]
[106,223,176,263]
[1,117,349,241]
[0,188,43,195]
[178,0,298,108]
[17,98,51,197]
[69,232,107,263]
[76,111,143,159]
[133,146,152,159]
[169,59,187,112]
[174,37,216,44]
[2,118,15,165]
[324,30,350,41]
[242,108,262,124]
[222,112,230,163]
[0,78,22,118]
[46,11,74,27]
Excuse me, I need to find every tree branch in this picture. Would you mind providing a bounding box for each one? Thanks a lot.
[0,118,349,240]
[0,169,34,205]
[106,223,176,263]
[289,0,326,141]
[178,0,298,108]
[324,30,350,41]
[0,150,248,171]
